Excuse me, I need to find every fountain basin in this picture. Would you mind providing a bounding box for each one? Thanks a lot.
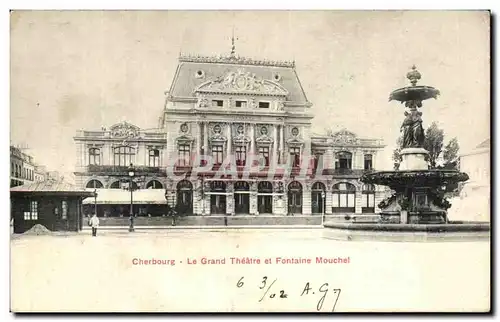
[323,221,490,242]
[389,85,440,102]
[360,169,469,189]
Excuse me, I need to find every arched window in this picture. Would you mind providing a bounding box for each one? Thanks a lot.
[335,151,352,170]
[86,179,104,189]
[234,181,250,191]
[113,146,135,167]
[332,182,356,213]
[149,149,160,167]
[89,148,101,165]
[146,180,163,189]
[210,181,227,192]
[258,181,273,193]
[362,184,376,213]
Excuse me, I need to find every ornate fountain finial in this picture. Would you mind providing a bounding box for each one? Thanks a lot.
[406,65,422,86]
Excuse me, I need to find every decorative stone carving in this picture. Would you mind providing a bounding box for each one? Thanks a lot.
[277,101,285,111]
[179,53,295,68]
[249,98,258,109]
[110,121,140,139]
[194,68,288,96]
[256,125,274,145]
[209,123,227,143]
[197,95,209,108]
[287,126,304,146]
[274,181,285,193]
[330,129,359,145]
[232,124,250,145]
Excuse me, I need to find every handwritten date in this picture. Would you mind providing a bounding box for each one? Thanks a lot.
[236,276,341,312]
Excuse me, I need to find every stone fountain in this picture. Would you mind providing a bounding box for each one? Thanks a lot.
[323,66,490,242]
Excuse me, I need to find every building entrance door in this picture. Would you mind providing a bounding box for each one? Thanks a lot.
[210,195,226,214]
[234,194,249,214]
[258,195,273,213]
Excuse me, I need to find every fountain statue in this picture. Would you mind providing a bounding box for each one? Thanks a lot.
[323,66,490,241]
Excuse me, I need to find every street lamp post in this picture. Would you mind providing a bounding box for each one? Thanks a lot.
[93,188,98,216]
[321,191,326,226]
[128,163,135,232]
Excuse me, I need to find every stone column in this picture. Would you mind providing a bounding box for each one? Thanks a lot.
[302,182,312,215]
[226,123,232,159]
[280,125,285,163]
[249,182,258,215]
[325,184,333,214]
[196,122,202,156]
[355,190,363,213]
[273,126,278,165]
[203,122,209,157]
[250,123,255,157]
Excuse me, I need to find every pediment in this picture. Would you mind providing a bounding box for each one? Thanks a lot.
[109,121,140,138]
[176,134,194,144]
[194,68,289,96]
[329,129,359,145]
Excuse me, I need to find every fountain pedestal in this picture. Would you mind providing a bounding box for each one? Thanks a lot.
[399,148,428,171]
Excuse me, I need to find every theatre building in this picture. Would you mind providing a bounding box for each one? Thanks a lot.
[74,49,386,218]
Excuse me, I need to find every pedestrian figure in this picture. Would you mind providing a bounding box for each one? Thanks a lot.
[90,213,100,237]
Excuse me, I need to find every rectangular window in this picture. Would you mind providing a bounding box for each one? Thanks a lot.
[235,100,247,108]
[113,146,135,166]
[62,200,68,219]
[364,154,373,170]
[89,148,101,165]
[212,100,224,107]
[290,147,301,167]
[235,146,246,166]
[178,145,191,166]
[212,145,224,165]
[258,146,270,166]
[258,102,270,109]
[149,149,160,167]
[25,201,38,220]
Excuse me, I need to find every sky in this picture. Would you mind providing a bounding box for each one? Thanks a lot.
[10,10,490,176]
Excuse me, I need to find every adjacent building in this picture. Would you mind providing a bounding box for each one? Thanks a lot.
[74,50,386,217]
[10,145,48,187]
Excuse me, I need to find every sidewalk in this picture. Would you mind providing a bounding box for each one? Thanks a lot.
[82,225,324,230]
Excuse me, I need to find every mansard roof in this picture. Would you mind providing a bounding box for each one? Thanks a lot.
[167,54,310,105]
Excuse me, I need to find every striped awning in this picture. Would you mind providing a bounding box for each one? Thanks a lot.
[82,189,167,205]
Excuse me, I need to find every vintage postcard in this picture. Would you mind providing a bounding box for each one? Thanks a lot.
[9,10,491,313]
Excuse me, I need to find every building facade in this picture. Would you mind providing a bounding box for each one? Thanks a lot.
[74,51,386,217]
[73,122,168,217]
[10,145,48,187]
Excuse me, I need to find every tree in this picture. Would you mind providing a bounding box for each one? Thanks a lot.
[422,122,444,169]
[442,137,460,169]
[392,136,403,170]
